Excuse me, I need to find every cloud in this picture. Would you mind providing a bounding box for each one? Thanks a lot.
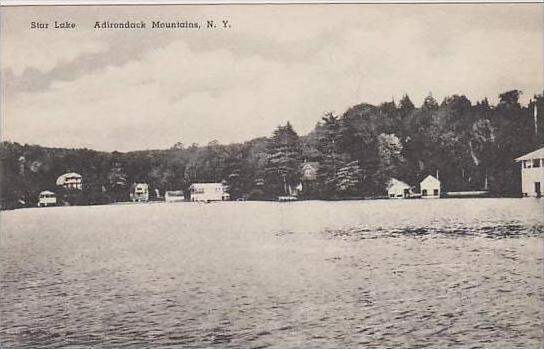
[2,4,543,151]
[3,33,108,76]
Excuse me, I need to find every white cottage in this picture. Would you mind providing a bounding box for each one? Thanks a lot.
[189,183,230,202]
[387,178,412,199]
[420,175,441,198]
[515,147,544,197]
[301,162,319,181]
[130,183,149,202]
[38,190,57,207]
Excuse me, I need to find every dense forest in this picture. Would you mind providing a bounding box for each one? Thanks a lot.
[1,90,543,209]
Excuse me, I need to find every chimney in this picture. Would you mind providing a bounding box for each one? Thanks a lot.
[534,101,538,138]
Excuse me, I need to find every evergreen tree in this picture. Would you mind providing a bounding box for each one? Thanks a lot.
[264,122,302,198]
[316,113,342,197]
[376,133,405,186]
[335,160,363,196]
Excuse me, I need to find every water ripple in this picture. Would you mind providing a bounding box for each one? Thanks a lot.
[1,199,542,348]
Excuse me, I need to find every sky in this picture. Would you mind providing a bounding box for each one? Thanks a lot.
[1,4,543,151]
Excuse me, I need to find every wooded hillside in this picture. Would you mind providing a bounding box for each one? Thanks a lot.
[2,90,542,208]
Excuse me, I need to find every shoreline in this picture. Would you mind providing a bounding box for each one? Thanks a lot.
[1,195,536,212]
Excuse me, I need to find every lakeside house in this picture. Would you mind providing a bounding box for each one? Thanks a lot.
[56,172,83,190]
[38,190,57,207]
[189,183,230,202]
[420,175,441,198]
[165,190,185,203]
[130,183,149,202]
[301,162,319,181]
[515,147,544,197]
[387,178,412,199]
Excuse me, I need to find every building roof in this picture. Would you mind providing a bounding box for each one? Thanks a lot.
[165,190,184,196]
[515,147,544,161]
[387,178,410,189]
[189,182,224,188]
[39,190,55,195]
[56,172,82,185]
[301,162,319,170]
[132,183,148,188]
[420,175,441,186]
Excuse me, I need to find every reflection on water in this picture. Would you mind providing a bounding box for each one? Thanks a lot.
[327,222,544,239]
[1,199,543,348]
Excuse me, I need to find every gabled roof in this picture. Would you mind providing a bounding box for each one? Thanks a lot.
[39,190,55,195]
[515,147,544,161]
[301,162,319,169]
[387,178,410,189]
[420,175,441,185]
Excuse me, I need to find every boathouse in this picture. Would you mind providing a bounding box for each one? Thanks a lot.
[387,178,412,199]
[165,190,185,203]
[515,147,544,197]
[189,183,230,202]
[420,175,441,198]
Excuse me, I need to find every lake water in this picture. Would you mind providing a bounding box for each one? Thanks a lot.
[0,199,543,348]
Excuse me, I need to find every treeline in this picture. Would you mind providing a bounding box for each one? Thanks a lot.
[1,90,543,208]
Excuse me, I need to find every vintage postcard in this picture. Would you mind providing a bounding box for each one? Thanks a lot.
[0,2,543,348]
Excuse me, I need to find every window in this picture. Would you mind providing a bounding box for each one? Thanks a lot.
[389,194,395,198]
[434,189,439,196]
[422,189,427,196]
[533,159,541,168]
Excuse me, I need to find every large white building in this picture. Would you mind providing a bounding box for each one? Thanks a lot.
[515,147,544,197]
[189,183,230,202]
[387,178,412,199]
[56,172,83,190]
[420,175,441,198]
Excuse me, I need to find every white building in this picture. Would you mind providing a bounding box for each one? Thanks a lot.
[387,178,412,199]
[189,183,230,202]
[515,147,544,197]
[420,175,441,198]
[165,190,185,203]
[130,183,149,202]
[38,190,57,207]
[56,172,83,190]
[301,162,319,181]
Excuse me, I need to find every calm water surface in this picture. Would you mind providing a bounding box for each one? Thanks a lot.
[1,199,543,348]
